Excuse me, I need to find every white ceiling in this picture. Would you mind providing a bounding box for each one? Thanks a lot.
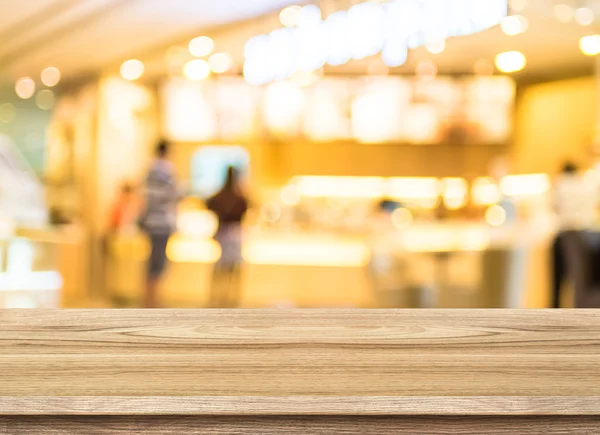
[0,0,598,88]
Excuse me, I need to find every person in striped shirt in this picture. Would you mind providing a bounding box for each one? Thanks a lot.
[139,140,180,308]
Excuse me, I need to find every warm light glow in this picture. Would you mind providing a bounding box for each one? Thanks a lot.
[554,4,574,23]
[35,90,55,110]
[166,237,221,264]
[500,174,550,196]
[442,178,468,210]
[15,77,35,99]
[580,35,600,56]
[495,51,526,73]
[177,210,218,238]
[485,205,507,227]
[387,178,441,208]
[263,82,305,133]
[41,67,61,87]
[120,59,144,81]
[425,40,446,54]
[0,103,16,123]
[243,237,371,267]
[575,8,594,26]
[391,208,413,229]
[294,176,386,199]
[400,226,490,252]
[297,4,322,27]
[188,36,214,57]
[289,70,319,87]
[280,185,301,206]
[472,177,501,206]
[500,15,528,35]
[208,52,233,74]
[280,5,302,27]
[183,59,211,80]
[0,271,62,292]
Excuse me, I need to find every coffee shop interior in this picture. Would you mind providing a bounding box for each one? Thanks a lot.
[2,0,600,309]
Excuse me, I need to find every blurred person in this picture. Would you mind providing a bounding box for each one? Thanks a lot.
[551,161,598,308]
[109,182,140,233]
[206,166,248,308]
[138,140,180,308]
[103,182,140,296]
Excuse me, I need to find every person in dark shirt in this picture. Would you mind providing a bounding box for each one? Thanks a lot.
[206,166,248,307]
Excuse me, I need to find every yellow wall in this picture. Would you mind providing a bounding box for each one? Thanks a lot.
[514,76,597,175]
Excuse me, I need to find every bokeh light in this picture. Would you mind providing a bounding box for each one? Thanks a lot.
[279,5,301,28]
[425,40,446,54]
[15,77,36,99]
[575,8,594,26]
[554,4,574,23]
[208,52,233,74]
[188,36,214,57]
[495,51,526,73]
[500,15,528,36]
[183,59,211,80]
[41,67,61,87]
[485,205,507,226]
[580,35,600,56]
[35,90,55,110]
[120,59,144,81]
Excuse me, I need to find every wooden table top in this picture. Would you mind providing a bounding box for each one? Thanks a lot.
[1,309,600,416]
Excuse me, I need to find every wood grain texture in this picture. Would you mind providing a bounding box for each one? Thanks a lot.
[1,309,600,416]
[2,396,600,416]
[3,416,600,435]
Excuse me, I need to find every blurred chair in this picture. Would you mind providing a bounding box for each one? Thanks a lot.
[561,231,600,308]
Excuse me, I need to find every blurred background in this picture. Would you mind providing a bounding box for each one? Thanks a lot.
[1,0,600,309]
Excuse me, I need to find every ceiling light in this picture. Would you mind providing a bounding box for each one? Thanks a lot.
[183,59,211,80]
[554,4,574,23]
[15,77,35,99]
[41,67,61,87]
[580,34,600,56]
[188,36,214,57]
[425,40,446,54]
[495,51,526,73]
[382,41,408,67]
[500,15,528,36]
[120,59,144,81]
[35,90,55,111]
[208,53,233,74]
[575,8,594,26]
[279,5,301,28]
[296,4,322,28]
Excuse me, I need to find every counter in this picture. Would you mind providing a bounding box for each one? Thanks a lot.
[1,309,600,433]
[107,222,552,308]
